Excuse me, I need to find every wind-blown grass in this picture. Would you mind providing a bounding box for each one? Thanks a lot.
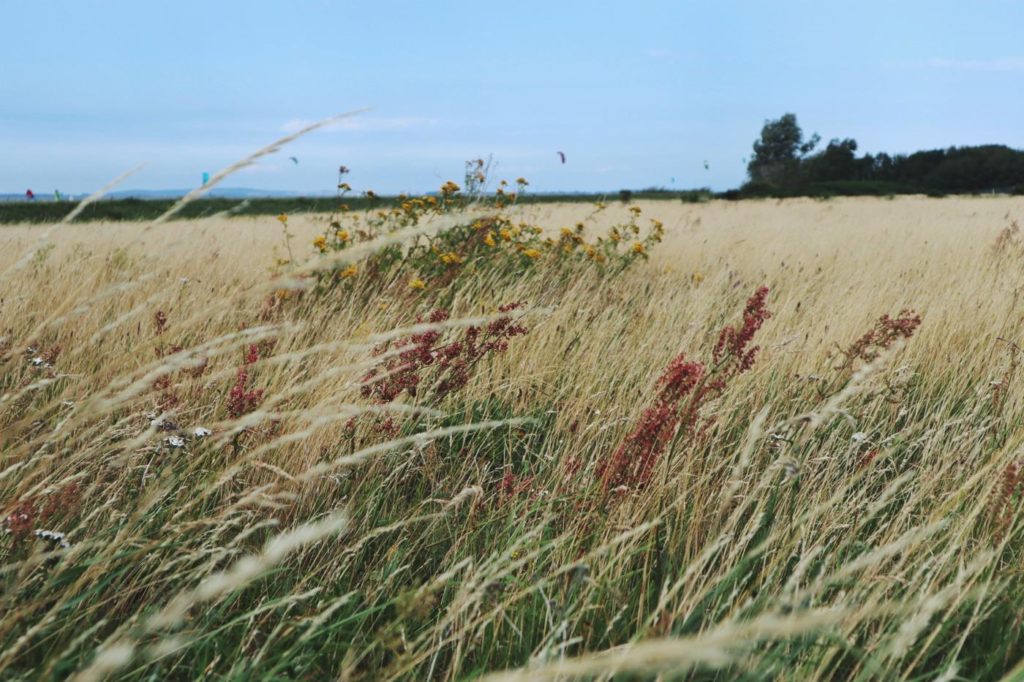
[0,193,1023,680]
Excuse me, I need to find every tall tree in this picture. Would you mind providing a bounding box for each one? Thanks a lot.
[747,113,819,187]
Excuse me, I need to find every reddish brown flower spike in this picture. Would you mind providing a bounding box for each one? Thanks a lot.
[599,286,771,492]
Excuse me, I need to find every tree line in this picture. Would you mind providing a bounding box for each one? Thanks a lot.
[740,113,1024,197]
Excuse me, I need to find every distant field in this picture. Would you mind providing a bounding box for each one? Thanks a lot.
[0,190,712,224]
[2,195,1024,679]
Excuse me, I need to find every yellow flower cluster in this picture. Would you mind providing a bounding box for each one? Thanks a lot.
[307,164,663,294]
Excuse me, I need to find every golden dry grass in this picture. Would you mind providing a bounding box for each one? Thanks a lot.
[1,195,1023,680]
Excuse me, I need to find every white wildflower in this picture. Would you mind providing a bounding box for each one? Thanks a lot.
[852,432,868,443]
[34,529,71,549]
[165,436,186,448]
[193,427,211,438]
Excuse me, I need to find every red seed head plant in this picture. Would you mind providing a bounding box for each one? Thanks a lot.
[497,471,535,504]
[360,303,528,407]
[227,344,265,419]
[153,310,168,336]
[599,286,771,492]
[990,460,1023,543]
[839,309,922,370]
[713,285,771,374]
[3,499,37,549]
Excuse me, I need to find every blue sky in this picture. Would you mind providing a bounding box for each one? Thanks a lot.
[2,0,1024,195]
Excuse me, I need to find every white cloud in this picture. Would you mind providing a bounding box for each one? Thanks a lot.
[927,57,1024,71]
[279,116,439,134]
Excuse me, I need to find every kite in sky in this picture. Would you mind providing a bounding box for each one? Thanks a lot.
[703,160,710,171]
[289,157,299,164]
[557,151,566,164]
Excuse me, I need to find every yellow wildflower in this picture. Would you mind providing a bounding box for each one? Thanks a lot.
[692,271,705,285]
[409,278,426,290]
[499,228,512,241]
[440,180,460,195]
[440,251,463,265]
[632,242,646,254]
[340,264,358,278]
[515,177,529,186]
[276,213,288,224]
[365,190,377,199]
[338,182,351,192]
[484,232,496,247]
[560,227,573,238]
[522,248,542,259]
[629,205,642,216]
[312,235,327,251]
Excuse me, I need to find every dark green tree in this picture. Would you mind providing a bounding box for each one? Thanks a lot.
[747,113,819,187]
[801,138,860,183]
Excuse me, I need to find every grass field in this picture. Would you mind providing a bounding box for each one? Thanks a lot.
[2,193,1024,680]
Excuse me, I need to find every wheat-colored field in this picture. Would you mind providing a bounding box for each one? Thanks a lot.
[1,195,1023,680]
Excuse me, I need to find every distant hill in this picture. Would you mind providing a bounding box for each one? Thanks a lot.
[0,187,332,202]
